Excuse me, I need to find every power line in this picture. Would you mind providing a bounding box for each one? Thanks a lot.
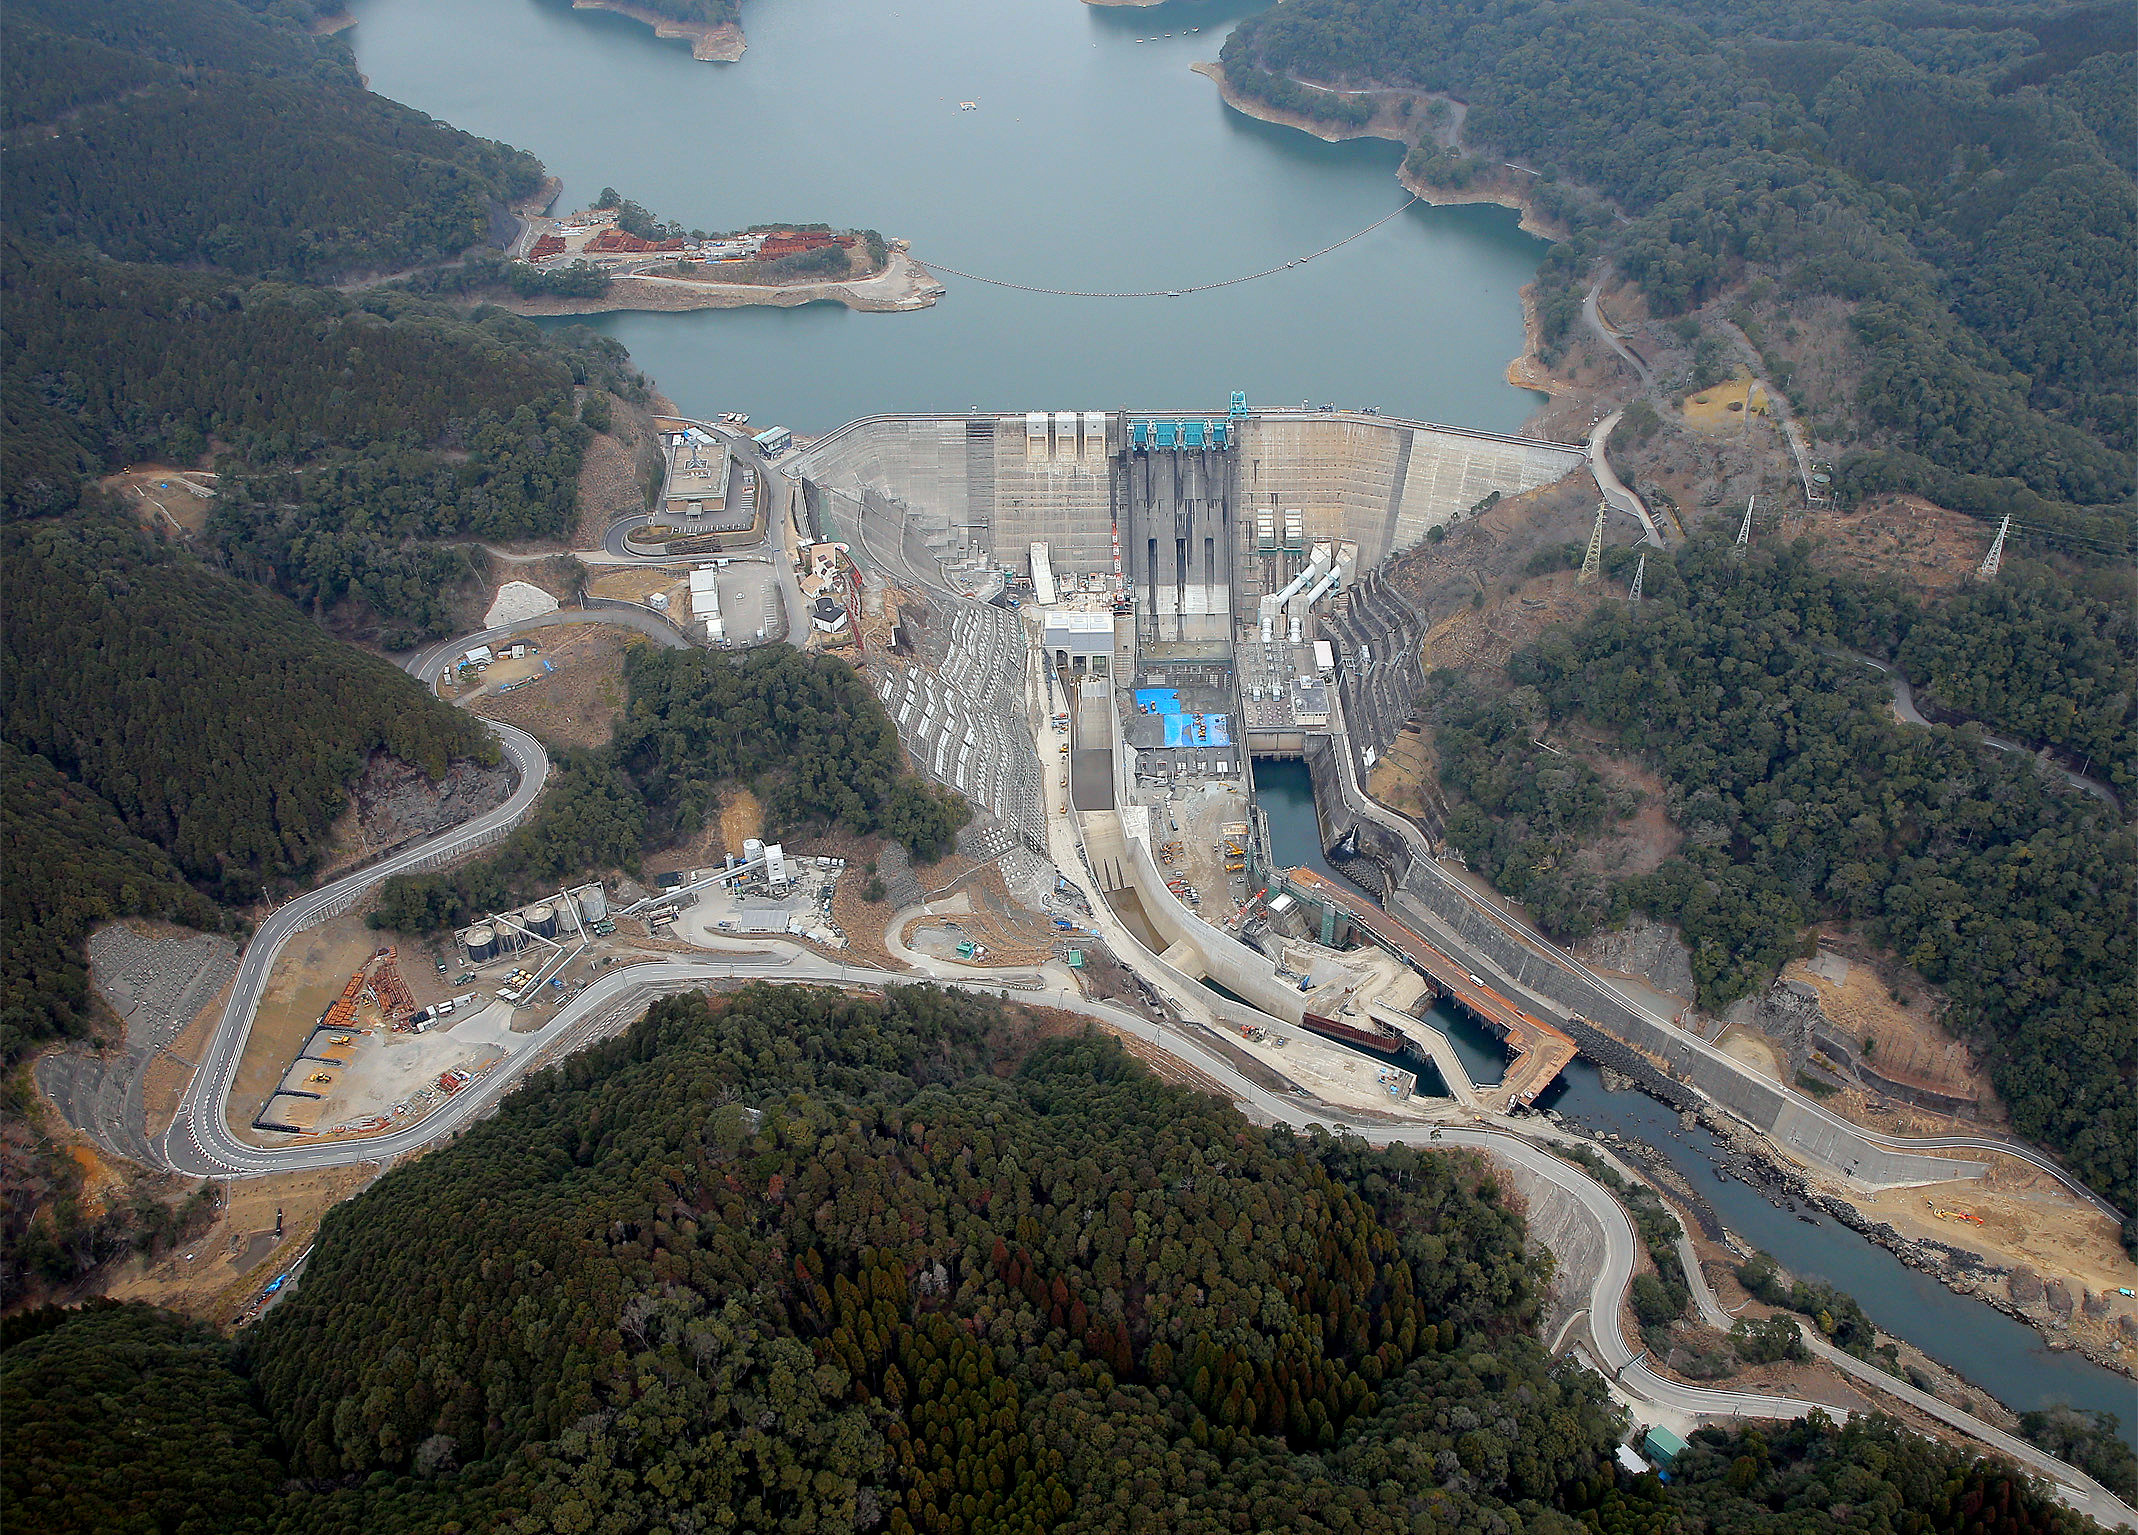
[914,196,1423,300]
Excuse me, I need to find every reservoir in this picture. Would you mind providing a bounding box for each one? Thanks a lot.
[346,0,1549,433]
[1254,758,2138,1445]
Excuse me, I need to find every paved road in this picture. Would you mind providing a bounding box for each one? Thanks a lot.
[1677,1234,2138,1529]
[1588,410,1665,549]
[160,722,551,1177]
[1583,282,1651,385]
[1840,651,2122,817]
[147,614,2124,1516]
[404,607,694,689]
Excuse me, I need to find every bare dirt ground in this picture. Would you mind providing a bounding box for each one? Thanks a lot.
[99,464,216,535]
[1387,478,1606,634]
[1713,1023,1785,1082]
[1853,1164,2137,1304]
[901,868,1060,969]
[718,786,765,851]
[1805,494,1988,599]
[225,915,383,1142]
[139,971,233,1142]
[469,622,643,751]
[105,1164,376,1327]
[1679,374,1770,432]
[1781,947,1989,1108]
[1366,727,1439,825]
[573,392,660,547]
[588,568,688,606]
[792,830,979,970]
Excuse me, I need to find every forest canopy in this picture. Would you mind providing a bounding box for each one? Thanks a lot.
[4,0,542,279]
[0,514,496,1060]
[2,988,2101,1534]
[372,646,972,932]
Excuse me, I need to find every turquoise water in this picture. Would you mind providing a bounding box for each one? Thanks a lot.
[347,0,1550,432]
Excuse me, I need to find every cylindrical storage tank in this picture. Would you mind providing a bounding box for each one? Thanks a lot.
[527,902,557,939]
[577,884,608,922]
[464,925,495,964]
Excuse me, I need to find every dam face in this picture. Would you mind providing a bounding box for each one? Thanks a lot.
[793,408,1585,595]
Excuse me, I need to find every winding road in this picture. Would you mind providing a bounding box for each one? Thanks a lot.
[137,599,2130,1523]
[1318,686,2125,1218]
[1588,409,1665,548]
[405,605,696,687]
[1840,650,2122,816]
[160,722,550,1178]
[1676,1233,2137,1529]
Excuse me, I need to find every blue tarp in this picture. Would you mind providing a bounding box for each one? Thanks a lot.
[1163,714,1231,747]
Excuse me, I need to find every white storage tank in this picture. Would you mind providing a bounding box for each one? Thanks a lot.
[575,883,608,922]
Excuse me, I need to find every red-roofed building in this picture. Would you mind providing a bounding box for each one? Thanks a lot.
[757,230,856,259]
[586,229,687,254]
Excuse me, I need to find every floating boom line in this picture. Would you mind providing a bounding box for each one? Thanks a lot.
[915,196,1423,300]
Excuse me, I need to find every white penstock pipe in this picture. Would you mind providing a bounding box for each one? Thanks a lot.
[1289,566,1341,644]
[1260,547,1331,644]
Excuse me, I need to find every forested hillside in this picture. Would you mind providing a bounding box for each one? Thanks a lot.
[2,989,2099,1533]
[0,514,495,1060]
[0,744,226,1062]
[1,241,638,636]
[1429,540,2135,1213]
[1220,0,2135,539]
[373,645,970,930]
[0,0,655,637]
[4,0,541,278]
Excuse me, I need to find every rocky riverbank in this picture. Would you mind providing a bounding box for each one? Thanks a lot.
[571,0,744,61]
[1552,1063,2137,1379]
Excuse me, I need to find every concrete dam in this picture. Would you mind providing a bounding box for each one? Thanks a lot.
[792,407,1588,607]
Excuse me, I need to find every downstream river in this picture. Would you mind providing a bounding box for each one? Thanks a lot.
[347,0,1548,432]
[1255,759,2138,1446]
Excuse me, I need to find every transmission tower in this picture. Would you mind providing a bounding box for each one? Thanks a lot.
[1626,552,1645,603]
[1734,496,1756,556]
[1578,502,1608,584]
[1977,514,2011,579]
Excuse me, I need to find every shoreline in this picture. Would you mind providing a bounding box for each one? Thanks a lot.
[491,249,942,315]
[1193,61,1562,242]
[1194,61,1568,404]
[311,9,357,34]
[571,0,745,61]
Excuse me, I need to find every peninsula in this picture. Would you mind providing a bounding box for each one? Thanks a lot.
[572,0,744,60]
